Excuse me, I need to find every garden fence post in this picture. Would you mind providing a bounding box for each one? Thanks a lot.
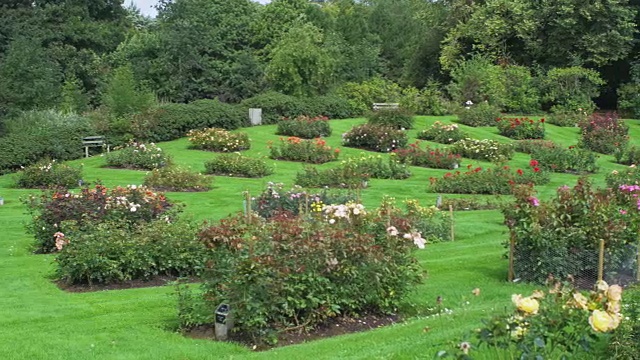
[598,239,605,282]
[245,191,252,224]
[508,231,515,282]
[449,204,454,241]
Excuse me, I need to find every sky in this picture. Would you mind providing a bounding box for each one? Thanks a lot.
[129,0,272,18]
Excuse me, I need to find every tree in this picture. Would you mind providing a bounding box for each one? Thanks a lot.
[265,22,335,96]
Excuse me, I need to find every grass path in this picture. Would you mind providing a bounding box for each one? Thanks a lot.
[0,116,636,359]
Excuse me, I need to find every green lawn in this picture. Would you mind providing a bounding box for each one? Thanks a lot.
[0,116,636,359]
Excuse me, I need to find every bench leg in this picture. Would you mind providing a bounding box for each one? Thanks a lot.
[85,146,89,158]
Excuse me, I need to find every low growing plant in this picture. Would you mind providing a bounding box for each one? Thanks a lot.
[606,165,640,189]
[455,101,501,127]
[417,121,467,144]
[342,124,408,153]
[187,128,250,152]
[496,117,545,140]
[276,115,332,139]
[367,108,414,129]
[268,137,339,164]
[105,142,171,170]
[143,166,212,192]
[340,153,411,180]
[204,153,273,178]
[295,164,369,189]
[514,139,560,154]
[394,142,461,170]
[530,145,598,173]
[451,138,514,163]
[614,145,640,166]
[15,159,82,189]
[547,109,589,127]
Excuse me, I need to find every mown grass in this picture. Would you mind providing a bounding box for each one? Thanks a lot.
[0,116,637,359]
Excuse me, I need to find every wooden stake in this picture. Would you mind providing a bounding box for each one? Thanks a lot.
[598,239,605,282]
[449,204,454,242]
[245,191,252,224]
[508,232,515,282]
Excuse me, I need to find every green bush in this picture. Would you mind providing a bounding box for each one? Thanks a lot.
[579,112,628,155]
[295,165,368,188]
[541,67,604,114]
[502,65,541,114]
[334,77,403,116]
[0,110,92,174]
[204,153,273,178]
[240,92,309,124]
[399,83,447,116]
[276,115,332,139]
[55,219,206,285]
[193,203,424,342]
[307,95,356,119]
[530,146,598,173]
[451,138,514,163]
[340,153,411,179]
[367,108,414,129]
[455,101,502,127]
[608,286,640,358]
[614,145,640,165]
[15,159,82,189]
[514,139,560,154]
[446,56,507,108]
[102,65,156,119]
[605,166,640,189]
[417,121,467,144]
[617,83,640,119]
[394,142,461,169]
[429,164,549,195]
[143,166,212,192]
[132,100,245,143]
[546,109,589,127]
[496,117,545,140]
[187,128,250,152]
[342,124,408,153]
[105,142,171,170]
[269,137,339,164]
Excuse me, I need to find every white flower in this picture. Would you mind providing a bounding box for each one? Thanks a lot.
[386,226,398,236]
[403,233,412,240]
[329,219,336,224]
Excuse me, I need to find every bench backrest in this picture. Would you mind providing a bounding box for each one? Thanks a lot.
[372,103,400,111]
[82,136,107,146]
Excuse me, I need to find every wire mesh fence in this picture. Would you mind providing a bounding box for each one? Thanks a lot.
[509,235,639,288]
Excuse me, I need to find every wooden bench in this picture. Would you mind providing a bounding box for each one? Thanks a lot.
[82,136,110,158]
[372,103,400,111]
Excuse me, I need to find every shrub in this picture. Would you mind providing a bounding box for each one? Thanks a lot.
[307,94,356,119]
[429,164,549,195]
[401,199,452,242]
[530,146,598,173]
[295,164,368,188]
[23,184,173,253]
[451,138,514,163]
[455,101,502,127]
[204,153,273,178]
[334,77,403,116]
[105,142,171,170]
[102,65,156,119]
[143,166,212,192]
[187,128,250,152]
[15,159,82,189]
[342,124,408,153]
[0,110,92,174]
[417,121,467,144]
[240,91,309,125]
[542,67,604,114]
[55,219,206,285]
[608,286,640,359]
[503,179,638,285]
[399,83,447,116]
[439,197,502,211]
[276,115,332,139]
[618,83,640,119]
[340,153,412,179]
[131,100,245,143]
[269,137,339,164]
[614,145,640,166]
[502,65,541,114]
[514,139,560,154]
[605,166,640,189]
[578,112,629,155]
[251,182,357,219]
[446,56,507,108]
[367,108,414,129]
[394,142,461,169]
[547,109,589,127]
[192,200,424,343]
[496,117,545,140]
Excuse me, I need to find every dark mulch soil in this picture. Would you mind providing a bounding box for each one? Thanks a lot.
[186,313,401,351]
[56,275,192,292]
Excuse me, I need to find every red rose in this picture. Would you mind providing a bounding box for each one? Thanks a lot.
[517,169,523,176]
[530,159,539,167]
[534,167,540,173]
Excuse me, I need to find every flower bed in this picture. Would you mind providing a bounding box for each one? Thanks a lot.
[182,198,427,343]
[23,184,173,253]
[514,139,559,154]
[295,164,368,189]
[429,163,549,195]
[187,128,250,152]
[579,112,629,154]
[342,124,407,153]
[105,142,171,170]
[530,145,598,173]
[394,142,461,169]
[340,153,411,179]
[451,138,514,163]
[455,101,501,127]
[269,137,339,164]
[204,153,273,178]
[143,166,212,192]
[496,117,545,140]
[15,159,82,189]
[614,145,640,166]
[417,121,467,144]
[606,165,640,189]
[276,115,332,139]
[367,108,414,129]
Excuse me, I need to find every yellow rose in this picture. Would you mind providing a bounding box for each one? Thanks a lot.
[607,300,621,314]
[606,285,623,302]
[512,294,539,314]
[572,292,589,310]
[595,280,609,293]
[589,310,616,332]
